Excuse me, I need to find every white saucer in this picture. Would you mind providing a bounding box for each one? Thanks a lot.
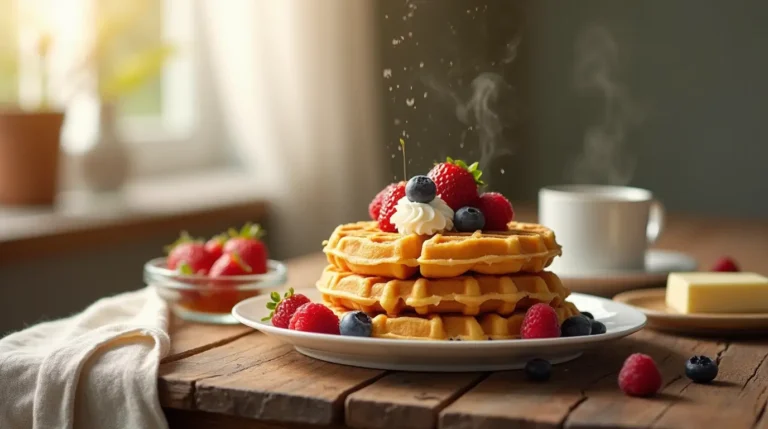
[558,250,698,297]
[232,289,646,372]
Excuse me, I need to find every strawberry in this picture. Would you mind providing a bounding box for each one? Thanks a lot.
[204,233,228,261]
[209,252,252,276]
[377,181,406,232]
[223,223,268,274]
[427,157,483,211]
[475,192,515,231]
[712,256,740,272]
[369,183,397,220]
[262,288,311,328]
[289,302,340,334]
[165,231,217,275]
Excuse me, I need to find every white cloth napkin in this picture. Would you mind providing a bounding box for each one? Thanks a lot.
[0,287,171,429]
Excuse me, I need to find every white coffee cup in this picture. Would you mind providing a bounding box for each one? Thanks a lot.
[538,185,664,275]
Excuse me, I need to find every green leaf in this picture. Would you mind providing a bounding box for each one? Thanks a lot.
[261,315,272,321]
[468,162,479,172]
[227,227,239,238]
[266,302,276,310]
[270,292,281,302]
[177,262,194,275]
[446,156,454,163]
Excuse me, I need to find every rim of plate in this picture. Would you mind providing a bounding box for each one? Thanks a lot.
[614,288,768,321]
[232,291,647,349]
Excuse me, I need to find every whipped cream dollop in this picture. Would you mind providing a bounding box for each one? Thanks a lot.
[390,196,454,235]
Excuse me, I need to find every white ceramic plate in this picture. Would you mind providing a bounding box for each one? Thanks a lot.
[560,250,698,297]
[232,289,647,372]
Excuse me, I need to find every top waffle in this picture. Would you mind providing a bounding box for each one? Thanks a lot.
[322,220,562,279]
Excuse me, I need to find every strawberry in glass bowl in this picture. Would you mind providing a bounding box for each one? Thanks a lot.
[144,223,287,324]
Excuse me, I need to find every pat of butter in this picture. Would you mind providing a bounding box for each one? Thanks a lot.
[665,272,768,314]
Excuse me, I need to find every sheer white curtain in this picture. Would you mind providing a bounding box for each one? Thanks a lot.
[199,0,385,259]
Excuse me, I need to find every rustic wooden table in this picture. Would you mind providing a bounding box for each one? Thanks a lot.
[158,213,768,429]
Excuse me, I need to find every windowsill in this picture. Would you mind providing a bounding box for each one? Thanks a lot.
[0,168,268,265]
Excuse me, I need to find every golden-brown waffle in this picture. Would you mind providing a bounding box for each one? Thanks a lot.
[317,265,570,316]
[325,300,581,341]
[322,221,562,279]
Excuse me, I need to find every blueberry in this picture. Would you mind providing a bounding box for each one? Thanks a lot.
[406,175,436,203]
[685,355,718,383]
[581,311,594,320]
[525,358,551,381]
[590,320,607,335]
[561,315,592,337]
[454,206,485,232]
[340,311,373,337]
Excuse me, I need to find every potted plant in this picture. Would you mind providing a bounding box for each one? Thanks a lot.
[0,34,64,206]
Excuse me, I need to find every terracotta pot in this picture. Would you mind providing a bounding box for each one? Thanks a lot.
[0,110,65,206]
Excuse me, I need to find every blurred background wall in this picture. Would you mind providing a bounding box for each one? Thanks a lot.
[379,0,768,217]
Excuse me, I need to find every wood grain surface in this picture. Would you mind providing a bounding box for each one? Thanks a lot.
[159,213,768,429]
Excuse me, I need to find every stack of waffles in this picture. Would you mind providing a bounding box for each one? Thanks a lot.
[318,220,581,340]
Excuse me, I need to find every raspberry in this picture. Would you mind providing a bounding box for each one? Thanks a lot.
[377,182,406,233]
[369,183,397,221]
[618,353,662,397]
[475,192,514,231]
[289,303,340,335]
[712,257,739,272]
[265,288,311,329]
[520,303,561,339]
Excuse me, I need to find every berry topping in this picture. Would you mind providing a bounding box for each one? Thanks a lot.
[427,157,482,211]
[165,231,217,275]
[377,182,406,233]
[712,256,740,272]
[475,192,514,231]
[590,320,607,335]
[685,355,719,384]
[560,315,592,337]
[520,303,561,339]
[369,183,397,221]
[618,353,662,397]
[340,311,373,337]
[525,358,552,381]
[204,233,228,261]
[262,288,311,328]
[209,252,252,276]
[288,302,341,335]
[581,311,594,320]
[405,175,437,203]
[223,223,268,274]
[454,206,486,232]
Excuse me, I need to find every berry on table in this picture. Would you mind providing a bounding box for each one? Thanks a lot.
[369,183,397,220]
[712,256,740,272]
[340,311,373,337]
[685,355,718,383]
[223,223,268,274]
[618,353,662,397]
[289,302,341,335]
[454,206,486,232]
[475,192,514,231]
[525,358,552,381]
[165,231,217,275]
[262,288,311,328]
[521,303,561,339]
[590,320,607,335]
[581,311,594,320]
[405,175,437,203]
[561,315,592,337]
[427,157,482,211]
[377,182,406,233]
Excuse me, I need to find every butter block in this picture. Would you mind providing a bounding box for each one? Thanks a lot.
[665,272,768,314]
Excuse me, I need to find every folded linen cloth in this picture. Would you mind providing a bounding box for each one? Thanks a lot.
[0,287,170,429]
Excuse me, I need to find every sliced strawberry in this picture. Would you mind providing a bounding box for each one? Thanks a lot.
[475,192,515,231]
[165,231,217,274]
[377,182,406,232]
[223,223,268,274]
[369,183,397,220]
[427,157,482,211]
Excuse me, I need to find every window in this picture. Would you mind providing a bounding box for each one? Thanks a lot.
[0,0,224,182]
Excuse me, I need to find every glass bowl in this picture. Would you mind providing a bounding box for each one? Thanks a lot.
[144,257,288,324]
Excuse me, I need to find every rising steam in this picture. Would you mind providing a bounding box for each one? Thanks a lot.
[569,26,642,185]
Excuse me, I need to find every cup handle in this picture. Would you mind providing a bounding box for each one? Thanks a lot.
[647,200,665,244]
